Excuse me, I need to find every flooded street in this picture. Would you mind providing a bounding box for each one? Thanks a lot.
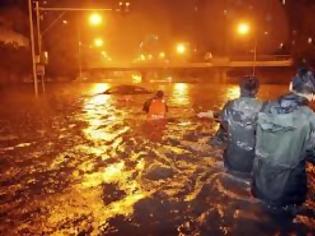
[0,82,315,235]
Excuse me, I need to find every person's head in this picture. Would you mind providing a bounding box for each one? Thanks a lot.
[155,90,164,99]
[290,68,315,101]
[239,76,260,97]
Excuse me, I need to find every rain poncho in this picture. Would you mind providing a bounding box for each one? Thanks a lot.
[219,96,262,173]
[252,93,315,207]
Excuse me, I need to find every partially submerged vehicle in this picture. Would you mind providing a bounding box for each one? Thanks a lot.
[103,85,152,95]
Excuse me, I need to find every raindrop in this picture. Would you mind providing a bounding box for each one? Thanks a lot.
[308,37,313,44]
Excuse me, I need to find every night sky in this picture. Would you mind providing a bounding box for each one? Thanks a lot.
[0,0,314,63]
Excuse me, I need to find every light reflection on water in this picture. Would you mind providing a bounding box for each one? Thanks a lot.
[89,83,111,94]
[171,83,190,106]
[75,85,148,232]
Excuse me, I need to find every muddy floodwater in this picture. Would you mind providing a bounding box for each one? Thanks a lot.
[0,82,315,235]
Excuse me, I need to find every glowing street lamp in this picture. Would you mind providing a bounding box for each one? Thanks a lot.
[139,54,146,61]
[89,13,103,26]
[237,22,250,36]
[176,43,187,55]
[159,51,166,59]
[94,37,104,47]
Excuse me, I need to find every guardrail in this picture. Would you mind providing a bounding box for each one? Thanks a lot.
[85,55,294,70]
[230,54,292,61]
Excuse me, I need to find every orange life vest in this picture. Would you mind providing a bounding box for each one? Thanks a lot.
[148,99,166,120]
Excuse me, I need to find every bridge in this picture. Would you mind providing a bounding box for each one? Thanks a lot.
[84,55,293,71]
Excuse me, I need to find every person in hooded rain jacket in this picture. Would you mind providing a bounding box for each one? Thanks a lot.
[198,76,262,174]
[252,68,315,210]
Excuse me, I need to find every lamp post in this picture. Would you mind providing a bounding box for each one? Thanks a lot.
[28,0,38,96]
[35,1,46,93]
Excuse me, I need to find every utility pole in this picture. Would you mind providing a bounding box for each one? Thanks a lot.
[28,0,38,96]
[35,1,46,93]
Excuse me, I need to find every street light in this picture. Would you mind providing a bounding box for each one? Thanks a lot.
[237,22,250,36]
[94,37,104,47]
[176,43,187,55]
[159,51,166,59]
[89,12,103,26]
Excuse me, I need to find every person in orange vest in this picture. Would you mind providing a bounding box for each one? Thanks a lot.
[143,90,168,120]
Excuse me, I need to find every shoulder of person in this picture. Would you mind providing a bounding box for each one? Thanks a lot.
[300,106,315,118]
[259,100,276,113]
[223,99,236,108]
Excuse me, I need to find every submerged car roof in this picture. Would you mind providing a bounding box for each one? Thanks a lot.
[104,85,152,95]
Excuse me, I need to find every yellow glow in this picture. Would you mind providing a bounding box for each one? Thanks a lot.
[139,54,146,61]
[94,38,104,48]
[176,43,187,55]
[172,83,190,106]
[89,83,110,95]
[159,51,166,59]
[101,51,112,61]
[89,13,103,26]
[147,54,153,60]
[91,95,109,106]
[82,162,125,188]
[225,86,240,100]
[45,156,148,233]
[42,81,151,234]
[131,73,142,83]
[237,22,250,36]
[101,51,107,56]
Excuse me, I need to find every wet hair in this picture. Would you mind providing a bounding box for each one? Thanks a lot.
[155,90,164,98]
[239,76,260,97]
[292,68,315,94]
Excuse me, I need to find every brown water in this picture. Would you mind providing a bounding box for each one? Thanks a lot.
[0,82,314,235]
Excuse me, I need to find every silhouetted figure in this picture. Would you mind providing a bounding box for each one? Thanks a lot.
[143,90,168,120]
[198,76,262,174]
[252,68,315,214]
